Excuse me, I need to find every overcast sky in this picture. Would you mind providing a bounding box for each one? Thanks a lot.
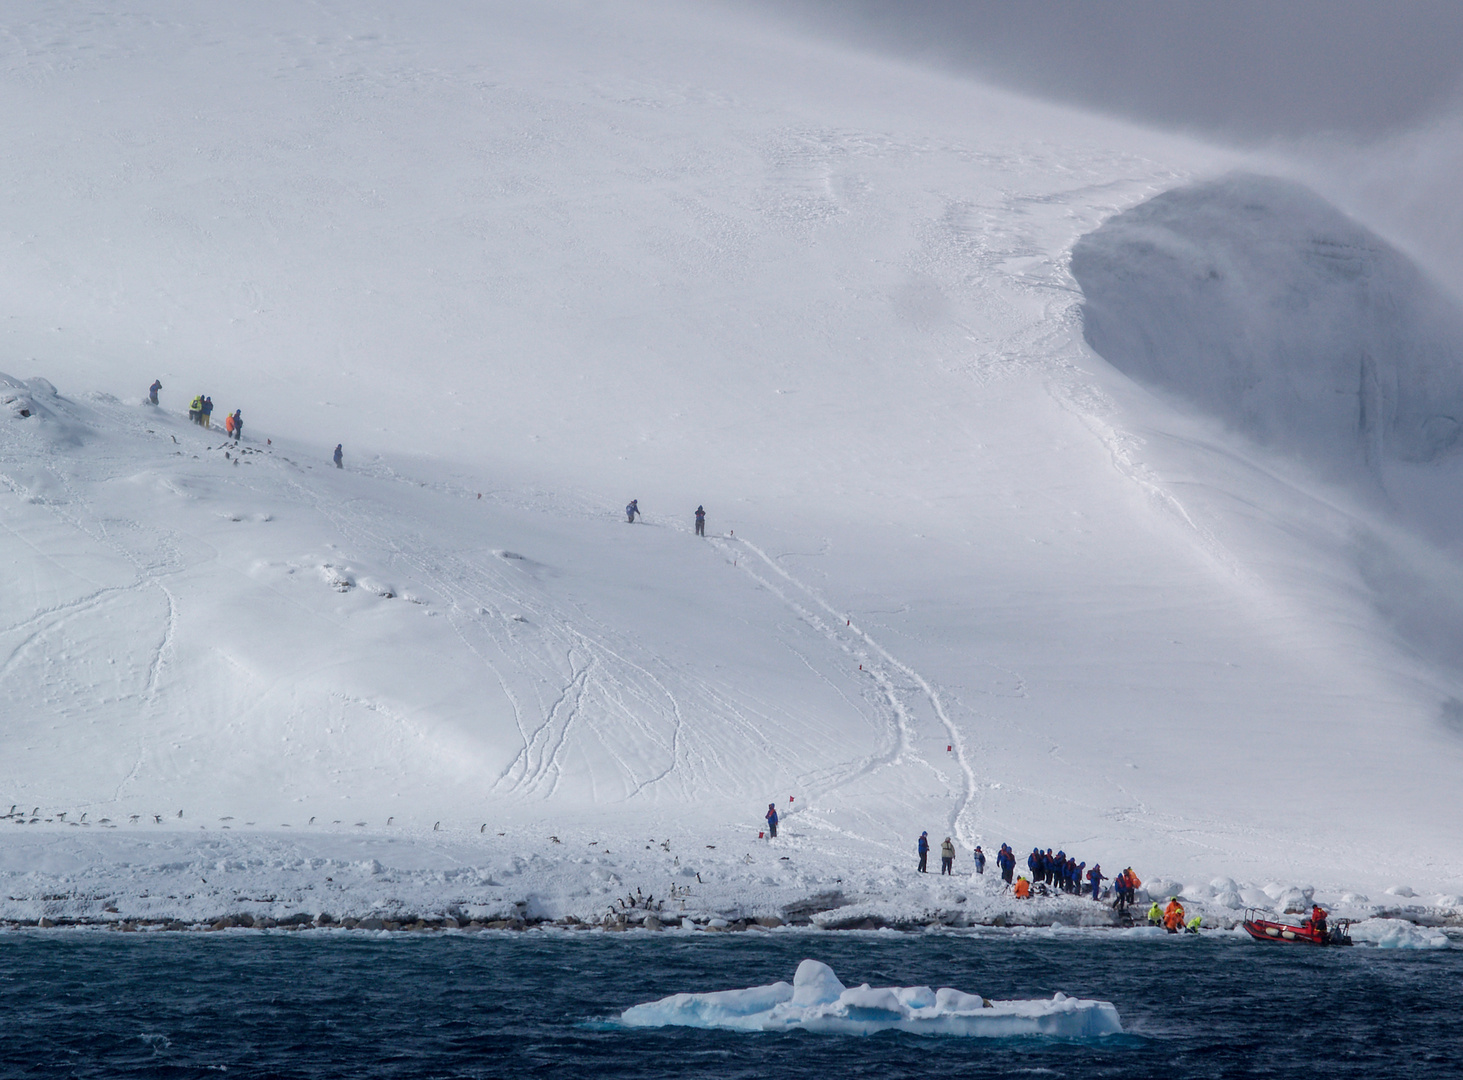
[743,0,1463,296]
[755,0,1463,142]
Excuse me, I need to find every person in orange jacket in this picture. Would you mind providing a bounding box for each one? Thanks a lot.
[1307,904,1328,940]
[1111,868,1129,910]
[1163,896,1186,933]
[1014,876,1031,899]
[1115,868,1142,912]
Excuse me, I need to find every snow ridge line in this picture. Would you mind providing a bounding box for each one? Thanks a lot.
[717,534,979,846]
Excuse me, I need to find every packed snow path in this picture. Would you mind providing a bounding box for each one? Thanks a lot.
[713,533,982,846]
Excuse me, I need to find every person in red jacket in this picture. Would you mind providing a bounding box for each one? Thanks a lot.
[1307,904,1328,940]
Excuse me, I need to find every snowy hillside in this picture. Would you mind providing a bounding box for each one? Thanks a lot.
[3,0,1463,923]
[1073,173,1463,472]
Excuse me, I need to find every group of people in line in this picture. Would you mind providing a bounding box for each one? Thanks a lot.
[182,391,242,441]
[913,835,1152,913]
[763,806,1342,939]
[150,380,340,466]
[625,500,708,537]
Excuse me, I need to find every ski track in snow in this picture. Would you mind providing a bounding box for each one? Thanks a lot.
[274,462,802,807]
[713,533,980,847]
[7,389,1453,898]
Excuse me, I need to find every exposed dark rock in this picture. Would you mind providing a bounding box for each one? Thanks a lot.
[781,890,846,924]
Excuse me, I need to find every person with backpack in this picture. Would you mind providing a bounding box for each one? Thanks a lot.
[765,803,778,838]
[940,837,955,875]
[1123,868,1141,910]
[694,505,705,536]
[973,846,985,874]
[1086,863,1104,900]
[189,395,203,424]
[231,411,243,441]
[917,831,929,873]
[334,444,343,468]
[149,380,161,405]
[626,499,639,523]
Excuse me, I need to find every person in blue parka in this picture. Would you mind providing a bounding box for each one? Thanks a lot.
[917,831,929,873]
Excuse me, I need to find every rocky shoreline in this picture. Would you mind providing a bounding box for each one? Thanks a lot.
[7,898,1462,936]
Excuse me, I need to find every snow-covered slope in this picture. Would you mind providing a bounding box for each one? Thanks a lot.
[3,0,1463,919]
[1072,173,1463,472]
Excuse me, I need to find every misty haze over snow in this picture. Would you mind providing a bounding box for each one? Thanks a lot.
[761,0,1463,296]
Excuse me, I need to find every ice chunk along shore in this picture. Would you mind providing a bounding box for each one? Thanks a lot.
[618,959,1123,1037]
[1071,174,1463,474]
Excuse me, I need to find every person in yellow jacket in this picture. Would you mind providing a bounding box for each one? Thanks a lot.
[939,837,955,875]
[1148,900,1163,926]
[1186,913,1203,934]
[1163,897,1186,933]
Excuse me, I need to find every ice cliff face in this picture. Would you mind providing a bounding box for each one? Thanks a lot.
[1071,174,1463,473]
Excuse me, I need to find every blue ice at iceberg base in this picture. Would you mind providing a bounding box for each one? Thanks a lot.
[619,959,1123,1037]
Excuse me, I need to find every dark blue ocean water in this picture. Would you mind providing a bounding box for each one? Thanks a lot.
[1,928,1458,1079]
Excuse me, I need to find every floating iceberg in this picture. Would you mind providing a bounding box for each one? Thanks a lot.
[1348,919,1451,950]
[619,960,1122,1038]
